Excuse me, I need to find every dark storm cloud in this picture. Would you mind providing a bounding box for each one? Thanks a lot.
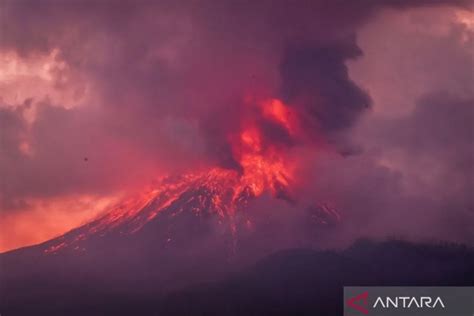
[279,39,370,136]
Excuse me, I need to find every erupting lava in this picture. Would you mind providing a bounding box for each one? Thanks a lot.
[231,98,297,200]
[44,98,334,254]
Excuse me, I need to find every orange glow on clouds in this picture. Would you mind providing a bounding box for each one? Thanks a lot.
[0,194,118,253]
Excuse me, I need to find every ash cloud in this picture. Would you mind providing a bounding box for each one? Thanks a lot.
[279,39,371,142]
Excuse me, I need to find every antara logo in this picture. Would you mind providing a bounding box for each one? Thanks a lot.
[373,296,446,309]
[346,292,446,314]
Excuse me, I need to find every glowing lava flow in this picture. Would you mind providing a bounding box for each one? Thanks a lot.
[44,98,299,254]
[231,98,297,198]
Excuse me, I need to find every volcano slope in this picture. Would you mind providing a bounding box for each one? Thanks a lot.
[1,164,473,315]
[0,166,341,314]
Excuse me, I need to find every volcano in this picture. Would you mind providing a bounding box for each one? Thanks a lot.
[0,97,348,316]
[0,66,346,313]
[0,98,343,314]
[38,166,297,261]
[0,164,340,315]
[42,168,266,256]
[2,163,338,265]
[0,95,341,313]
[25,97,325,257]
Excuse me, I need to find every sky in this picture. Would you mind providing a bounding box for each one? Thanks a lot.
[0,0,473,252]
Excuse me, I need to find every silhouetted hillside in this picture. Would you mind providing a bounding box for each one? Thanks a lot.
[2,239,472,316]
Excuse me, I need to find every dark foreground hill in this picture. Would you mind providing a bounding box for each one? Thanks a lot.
[2,239,472,316]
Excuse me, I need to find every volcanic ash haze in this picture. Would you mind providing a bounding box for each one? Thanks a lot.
[1,97,340,297]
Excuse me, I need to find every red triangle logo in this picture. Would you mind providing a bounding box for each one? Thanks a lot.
[346,291,369,314]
